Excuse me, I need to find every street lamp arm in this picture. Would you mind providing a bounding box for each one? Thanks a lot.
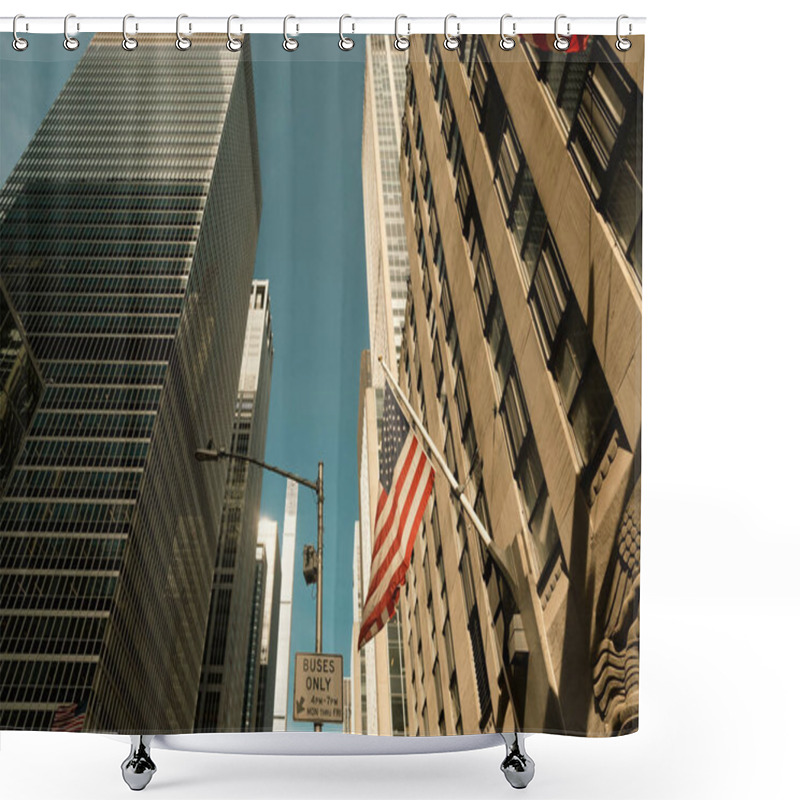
[195,448,318,493]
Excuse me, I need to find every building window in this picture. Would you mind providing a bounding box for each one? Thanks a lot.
[473,234,494,324]
[459,34,480,75]
[442,401,459,481]
[429,43,445,103]
[430,204,446,281]
[406,66,416,109]
[432,336,444,398]
[440,273,456,351]
[455,160,476,234]
[460,545,492,728]
[421,254,433,317]
[432,658,446,735]
[414,201,425,256]
[568,44,642,280]
[441,91,463,178]
[549,298,616,467]
[420,141,432,206]
[525,232,616,469]
[450,672,463,735]
[469,40,490,124]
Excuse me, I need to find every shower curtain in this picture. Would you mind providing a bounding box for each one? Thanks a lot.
[0,30,642,738]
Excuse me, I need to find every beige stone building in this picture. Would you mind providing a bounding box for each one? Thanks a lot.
[350,352,409,735]
[395,34,642,736]
[349,36,411,736]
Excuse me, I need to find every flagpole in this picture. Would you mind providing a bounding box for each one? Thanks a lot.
[376,357,517,595]
[377,355,524,732]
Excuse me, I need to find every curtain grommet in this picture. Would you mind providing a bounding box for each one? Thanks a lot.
[63,13,79,51]
[443,14,460,51]
[227,15,243,52]
[554,14,570,51]
[616,15,632,51]
[394,15,410,51]
[499,14,516,50]
[12,14,28,51]
[122,14,138,50]
[283,15,299,52]
[176,14,191,50]
[338,14,355,51]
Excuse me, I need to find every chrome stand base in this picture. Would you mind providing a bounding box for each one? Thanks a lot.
[121,735,156,791]
[500,733,535,789]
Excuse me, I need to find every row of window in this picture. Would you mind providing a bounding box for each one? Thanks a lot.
[0,658,96,705]
[5,466,142,501]
[41,361,167,386]
[19,439,150,469]
[457,36,624,495]
[0,500,134,532]
[1,239,195,260]
[422,39,564,581]
[522,36,643,280]
[0,534,125,570]
[4,274,188,296]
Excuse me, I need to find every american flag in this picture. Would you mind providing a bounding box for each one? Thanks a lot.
[358,384,434,650]
[50,699,87,732]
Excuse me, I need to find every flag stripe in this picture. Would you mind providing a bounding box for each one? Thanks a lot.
[359,467,434,639]
[368,441,423,573]
[358,384,435,650]
[363,455,431,605]
[51,701,86,732]
[371,437,418,557]
[365,467,433,628]
[361,453,428,618]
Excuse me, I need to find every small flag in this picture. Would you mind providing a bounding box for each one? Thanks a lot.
[50,699,87,732]
[358,384,435,650]
[521,33,591,53]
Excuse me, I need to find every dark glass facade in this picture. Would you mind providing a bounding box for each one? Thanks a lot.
[0,34,262,732]
[0,277,44,496]
[194,281,273,732]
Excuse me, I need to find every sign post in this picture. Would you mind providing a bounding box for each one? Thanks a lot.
[293,653,343,725]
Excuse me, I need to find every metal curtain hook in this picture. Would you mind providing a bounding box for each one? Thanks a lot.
[63,14,79,51]
[616,14,632,51]
[283,15,299,51]
[176,14,191,50]
[122,15,138,50]
[499,14,515,50]
[339,14,355,51]
[443,14,460,51]
[12,14,28,51]
[394,14,410,51]
[554,14,570,51]
[227,15,242,51]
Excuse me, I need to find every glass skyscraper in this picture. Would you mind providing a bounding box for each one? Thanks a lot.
[271,479,298,732]
[195,281,273,733]
[253,516,281,731]
[362,35,413,375]
[0,34,262,732]
[351,36,410,736]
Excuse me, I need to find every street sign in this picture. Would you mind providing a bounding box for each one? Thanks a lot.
[293,652,343,724]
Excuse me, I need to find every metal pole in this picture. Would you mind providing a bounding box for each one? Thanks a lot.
[314,461,324,733]
[376,357,525,731]
[376,357,517,588]
[195,447,327,732]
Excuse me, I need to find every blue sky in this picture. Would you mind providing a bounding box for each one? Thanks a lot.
[0,35,368,732]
